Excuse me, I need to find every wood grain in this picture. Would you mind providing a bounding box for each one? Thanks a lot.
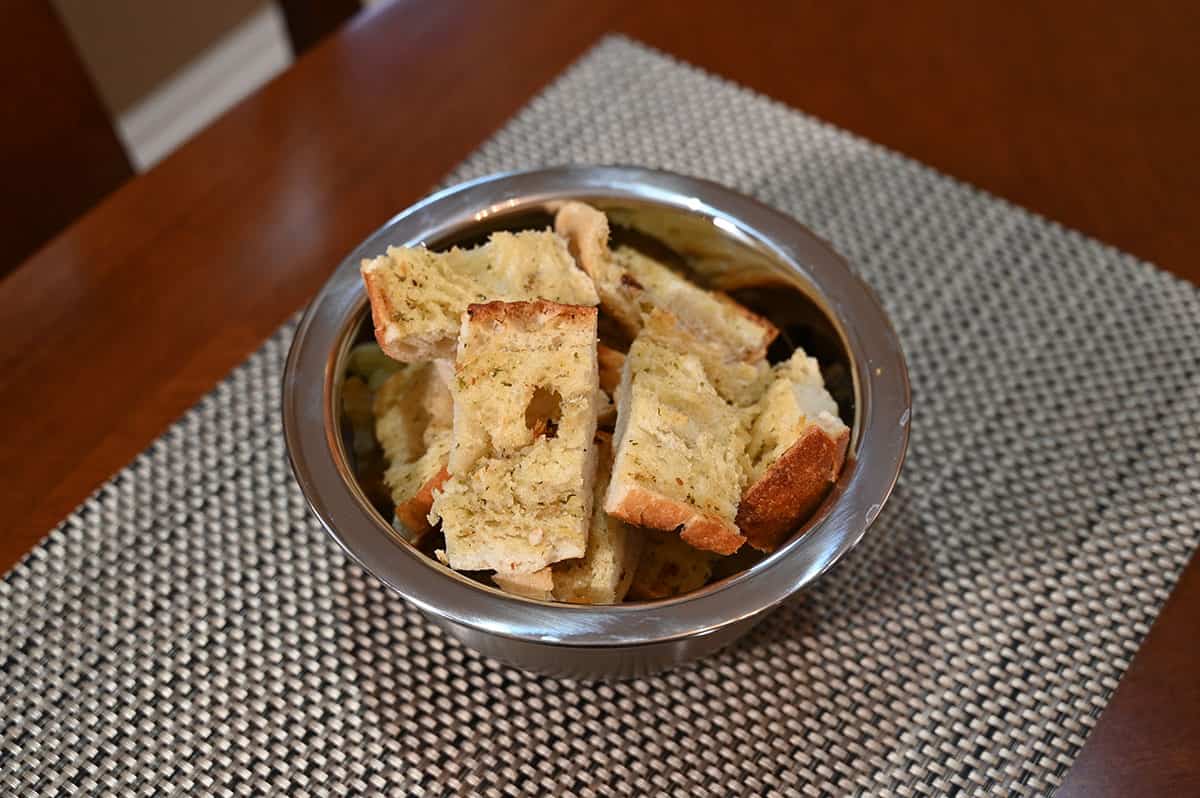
[0,1,1195,791]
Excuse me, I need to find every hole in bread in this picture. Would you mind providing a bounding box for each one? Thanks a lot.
[525,387,563,439]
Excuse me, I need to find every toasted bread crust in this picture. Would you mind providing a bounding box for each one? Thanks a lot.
[606,484,745,556]
[737,426,849,552]
[596,344,625,395]
[362,266,449,361]
[679,514,746,556]
[464,298,598,328]
[362,265,393,350]
[710,291,779,362]
[394,465,449,533]
[555,202,645,337]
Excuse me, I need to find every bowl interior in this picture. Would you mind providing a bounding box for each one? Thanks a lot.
[333,195,859,602]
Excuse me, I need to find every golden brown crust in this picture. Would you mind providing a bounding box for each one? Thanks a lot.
[606,484,745,556]
[393,465,450,533]
[736,426,850,552]
[553,201,608,281]
[679,515,745,556]
[711,291,780,362]
[554,202,645,338]
[464,298,598,328]
[361,265,405,360]
[596,344,626,395]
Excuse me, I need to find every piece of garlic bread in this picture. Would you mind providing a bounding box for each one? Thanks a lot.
[361,231,599,361]
[737,350,849,551]
[433,300,600,575]
[604,315,747,555]
[554,201,645,339]
[373,361,454,535]
[551,433,644,604]
[627,529,716,600]
[614,245,777,364]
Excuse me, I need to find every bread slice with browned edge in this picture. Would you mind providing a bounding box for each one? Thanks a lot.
[627,529,716,600]
[554,202,780,365]
[373,360,454,536]
[361,231,599,361]
[614,245,777,364]
[554,202,645,339]
[550,433,644,604]
[433,300,600,574]
[604,314,747,555]
[737,350,850,552]
[492,434,642,604]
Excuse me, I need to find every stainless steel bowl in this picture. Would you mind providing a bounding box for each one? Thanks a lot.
[283,166,910,680]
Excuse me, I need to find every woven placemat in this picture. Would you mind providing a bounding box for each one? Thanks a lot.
[3,36,1199,797]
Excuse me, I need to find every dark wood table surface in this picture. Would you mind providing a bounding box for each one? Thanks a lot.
[2,1,1196,792]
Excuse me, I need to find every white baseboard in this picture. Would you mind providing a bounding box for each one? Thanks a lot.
[115,2,294,172]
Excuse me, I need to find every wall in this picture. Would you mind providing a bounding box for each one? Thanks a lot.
[53,0,267,116]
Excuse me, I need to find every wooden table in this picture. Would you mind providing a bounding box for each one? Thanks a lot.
[2,1,1196,792]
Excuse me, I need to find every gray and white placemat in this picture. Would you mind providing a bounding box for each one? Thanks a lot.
[3,36,1198,797]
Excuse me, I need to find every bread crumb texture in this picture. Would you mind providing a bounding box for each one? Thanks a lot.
[640,308,769,408]
[373,361,454,531]
[434,300,600,575]
[614,245,777,362]
[628,528,716,600]
[605,315,746,535]
[737,349,850,551]
[745,350,847,483]
[360,201,854,598]
[361,231,599,361]
[554,201,645,338]
[550,434,644,604]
